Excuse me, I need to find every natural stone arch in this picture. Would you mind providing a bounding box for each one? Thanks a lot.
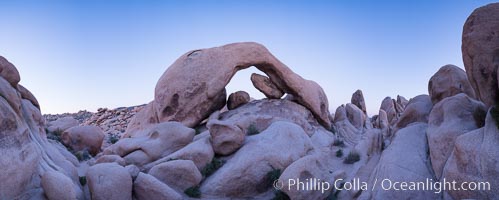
[126,42,331,136]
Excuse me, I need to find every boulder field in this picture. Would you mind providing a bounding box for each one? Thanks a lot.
[2,3,499,200]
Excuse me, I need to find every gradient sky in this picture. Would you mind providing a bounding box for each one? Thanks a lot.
[0,0,496,115]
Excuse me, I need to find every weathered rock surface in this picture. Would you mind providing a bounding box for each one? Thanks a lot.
[250,73,284,99]
[41,171,77,200]
[133,172,182,200]
[103,122,195,167]
[442,108,499,199]
[86,163,132,200]
[394,95,432,130]
[428,64,476,104]
[17,84,40,109]
[345,103,366,129]
[427,93,486,179]
[0,57,81,200]
[0,55,20,87]
[129,42,331,134]
[149,159,202,191]
[144,135,214,171]
[360,123,439,199]
[227,91,250,110]
[94,155,127,166]
[207,111,245,155]
[462,2,499,108]
[200,121,313,198]
[61,125,105,156]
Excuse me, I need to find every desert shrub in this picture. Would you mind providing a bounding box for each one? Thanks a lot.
[184,186,201,198]
[47,134,62,143]
[79,176,87,186]
[74,150,91,161]
[335,149,343,158]
[333,139,344,147]
[473,107,487,128]
[201,158,225,177]
[326,182,344,200]
[247,123,260,135]
[343,150,360,164]
[266,167,281,186]
[272,190,290,200]
[108,134,119,144]
[491,105,499,129]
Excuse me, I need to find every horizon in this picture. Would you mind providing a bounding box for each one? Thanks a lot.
[1,0,496,116]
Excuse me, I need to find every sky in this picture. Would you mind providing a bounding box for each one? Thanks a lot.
[0,0,496,115]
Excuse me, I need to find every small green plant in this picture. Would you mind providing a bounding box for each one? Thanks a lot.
[329,125,337,134]
[473,108,487,128]
[491,105,499,129]
[335,149,343,158]
[47,134,62,143]
[333,139,344,147]
[74,150,91,161]
[195,126,204,135]
[201,158,225,177]
[79,176,87,186]
[247,123,260,135]
[326,182,344,200]
[184,186,201,198]
[343,150,361,164]
[266,167,281,186]
[108,134,119,144]
[272,190,290,200]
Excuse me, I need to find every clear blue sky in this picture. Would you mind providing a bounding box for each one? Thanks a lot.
[0,0,496,115]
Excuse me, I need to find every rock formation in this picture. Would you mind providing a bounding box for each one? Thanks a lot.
[0,57,83,199]
[428,64,476,105]
[462,3,499,108]
[127,42,331,136]
[3,3,499,199]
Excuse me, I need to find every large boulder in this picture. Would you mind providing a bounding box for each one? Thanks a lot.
[441,108,499,199]
[133,172,182,200]
[250,73,284,99]
[428,64,476,104]
[17,84,40,109]
[351,89,367,114]
[462,3,499,108]
[0,57,81,199]
[86,163,132,200]
[148,160,202,191]
[394,95,432,130]
[345,103,366,129]
[207,111,245,155]
[144,135,214,171]
[200,121,313,198]
[41,171,77,200]
[379,97,398,125]
[227,91,250,110]
[129,42,331,133]
[47,116,79,133]
[206,99,326,138]
[61,125,105,156]
[427,93,486,179]
[0,56,20,87]
[103,122,195,167]
[360,123,439,199]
